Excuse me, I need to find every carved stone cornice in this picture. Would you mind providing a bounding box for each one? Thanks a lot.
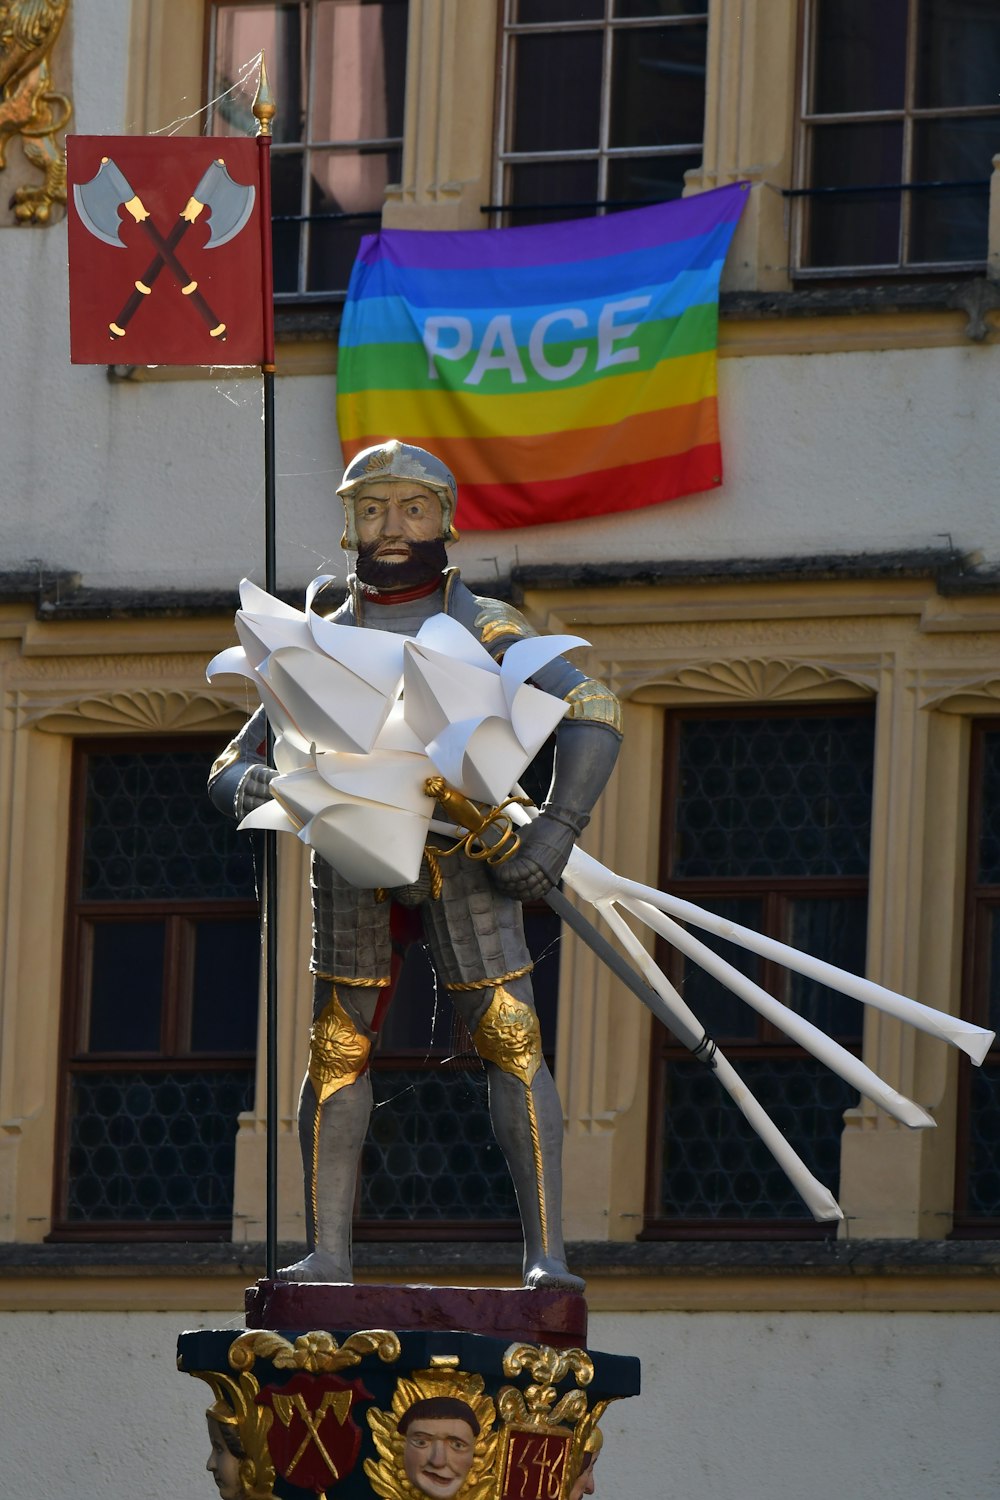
[10,686,246,734]
[619,656,878,704]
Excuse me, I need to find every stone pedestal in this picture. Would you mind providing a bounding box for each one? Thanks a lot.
[179,1282,640,1499]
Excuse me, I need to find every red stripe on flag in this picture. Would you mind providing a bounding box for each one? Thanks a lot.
[454,445,725,531]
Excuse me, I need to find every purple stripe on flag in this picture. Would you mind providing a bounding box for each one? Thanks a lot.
[355,183,749,274]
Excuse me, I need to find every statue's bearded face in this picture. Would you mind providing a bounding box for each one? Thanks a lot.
[352,479,448,590]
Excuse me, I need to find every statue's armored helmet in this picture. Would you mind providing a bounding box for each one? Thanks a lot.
[336,439,459,549]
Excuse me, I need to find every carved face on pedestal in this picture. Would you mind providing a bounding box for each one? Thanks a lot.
[569,1453,599,1500]
[399,1399,480,1499]
[205,1414,244,1500]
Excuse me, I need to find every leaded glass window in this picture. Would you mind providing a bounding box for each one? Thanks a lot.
[358,905,560,1235]
[208,1,409,297]
[54,740,260,1239]
[954,721,1000,1230]
[494,1,707,226]
[648,707,873,1235]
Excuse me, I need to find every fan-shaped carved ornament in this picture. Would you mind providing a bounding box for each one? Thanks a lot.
[921,677,1000,715]
[18,687,246,734]
[623,656,876,704]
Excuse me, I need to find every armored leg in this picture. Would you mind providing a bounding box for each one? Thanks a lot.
[422,845,583,1292]
[449,974,582,1293]
[278,977,380,1283]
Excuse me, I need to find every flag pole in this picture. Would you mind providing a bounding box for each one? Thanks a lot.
[252,55,279,1281]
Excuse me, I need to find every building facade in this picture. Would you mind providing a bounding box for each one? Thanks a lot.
[2,3,999,1496]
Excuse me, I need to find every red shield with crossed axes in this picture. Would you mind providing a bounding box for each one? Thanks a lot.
[257,1372,374,1495]
[67,135,265,366]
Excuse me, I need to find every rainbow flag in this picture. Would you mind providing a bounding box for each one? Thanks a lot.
[337,183,748,531]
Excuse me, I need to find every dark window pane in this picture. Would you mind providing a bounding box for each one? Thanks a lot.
[212,4,307,146]
[88,921,165,1052]
[361,1067,518,1221]
[517,0,603,20]
[910,117,994,264]
[615,1,707,15]
[190,918,260,1054]
[66,1069,253,1222]
[82,751,256,901]
[805,122,903,267]
[987,907,1000,1036]
[307,147,401,291]
[916,0,1000,109]
[313,0,409,141]
[978,732,1000,883]
[811,0,907,114]
[506,158,600,222]
[511,30,603,152]
[672,714,875,880]
[787,897,866,1040]
[610,23,706,148]
[271,150,305,293]
[965,1061,1000,1216]
[606,151,700,204]
[659,1058,856,1220]
[677,899,765,1041]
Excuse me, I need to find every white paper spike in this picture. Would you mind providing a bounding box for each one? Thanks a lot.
[206,644,254,681]
[626,895,934,1129]
[415,611,500,672]
[308,611,408,699]
[593,895,844,1222]
[239,577,305,620]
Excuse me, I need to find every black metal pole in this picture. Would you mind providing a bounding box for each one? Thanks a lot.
[263,371,278,1280]
[255,56,279,1282]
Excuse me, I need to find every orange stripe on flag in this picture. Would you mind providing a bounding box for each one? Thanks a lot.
[342,399,719,490]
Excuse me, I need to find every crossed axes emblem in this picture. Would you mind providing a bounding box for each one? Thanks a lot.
[73,156,256,341]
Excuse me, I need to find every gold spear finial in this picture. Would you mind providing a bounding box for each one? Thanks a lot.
[252,51,276,137]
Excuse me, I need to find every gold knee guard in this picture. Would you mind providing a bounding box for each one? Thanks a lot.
[470,984,543,1086]
[470,985,549,1254]
[308,988,372,1106]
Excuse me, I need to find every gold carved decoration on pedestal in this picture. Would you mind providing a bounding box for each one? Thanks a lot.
[230,1328,403,1375]
[192,1367,277,1500]
[495,1344,609,1500]
[365,1366,499,1500]
[1,0,73,224]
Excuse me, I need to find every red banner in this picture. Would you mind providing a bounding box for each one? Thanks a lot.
[67,135,266,366]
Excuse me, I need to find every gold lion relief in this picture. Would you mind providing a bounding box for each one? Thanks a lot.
[1,0,73,224]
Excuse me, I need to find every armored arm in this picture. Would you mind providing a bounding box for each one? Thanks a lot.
[491,653,623,902]
[207,704,277,820]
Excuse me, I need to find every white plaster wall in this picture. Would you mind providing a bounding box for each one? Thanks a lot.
[8,334,1000,595]
[2,1308,997,1500]
[5,1,999,596]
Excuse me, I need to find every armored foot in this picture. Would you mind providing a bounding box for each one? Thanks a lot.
[276,1249,353,1284]
[523,1257,585,1294]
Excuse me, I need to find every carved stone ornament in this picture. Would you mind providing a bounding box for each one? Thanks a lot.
[620,655,877,704]
[0,0,73,223]
[13,686,246,734]
[919,675,1000,715]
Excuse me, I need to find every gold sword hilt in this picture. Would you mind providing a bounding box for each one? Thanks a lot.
[424,776,529,865]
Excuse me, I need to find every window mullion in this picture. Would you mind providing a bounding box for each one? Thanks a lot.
[900,0,921,269]
[597,14,613,211]
[299,0,317,297]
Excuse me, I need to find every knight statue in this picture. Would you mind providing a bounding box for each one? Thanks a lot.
[208,440,623,1291]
